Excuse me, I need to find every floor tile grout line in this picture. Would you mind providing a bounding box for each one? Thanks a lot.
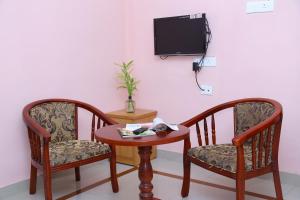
[56,167,277,200]
[56,166,138,200]
[153,170,276,200]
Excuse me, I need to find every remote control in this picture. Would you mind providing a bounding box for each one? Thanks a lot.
[133,127,148,135]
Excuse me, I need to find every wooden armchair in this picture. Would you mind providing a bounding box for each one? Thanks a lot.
[23,99,119,200]
[181,98,283,200]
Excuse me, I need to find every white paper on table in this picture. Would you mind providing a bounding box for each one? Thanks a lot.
[125,124,141,131]
[125,118,178,131]
[151,117,179,131]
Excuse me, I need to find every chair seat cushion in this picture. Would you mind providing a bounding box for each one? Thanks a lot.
[188,144,266,173]
[49,140,111,167]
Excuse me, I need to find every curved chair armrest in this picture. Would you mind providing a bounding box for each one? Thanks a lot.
[181,101,240,146]
[181,98,282,148]
[181,99,251,127]
[182,98,280,128]
[232,127,260,147]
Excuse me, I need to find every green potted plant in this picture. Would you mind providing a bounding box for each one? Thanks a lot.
[116,60,139,113]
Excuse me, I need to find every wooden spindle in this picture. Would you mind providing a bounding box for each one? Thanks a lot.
[258,132,264,168]
[28,127,42,163]
[211,114,216,145]
[265,128,272,166]
[33,133,39,161]
[91,114,95,141]
[97,117,103,144]
[196,122,202,146]
[33,134,37,161]
[97,117,101,129]
[204,118,209,145]
[251,136,257,170]
[27,128,34,159]
[37,135,41,163]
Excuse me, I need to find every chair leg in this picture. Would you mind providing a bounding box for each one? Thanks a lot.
[273,165,283,200]
[236,177,245,200]
[109,146,119,193]
[29,164,37,194]
[75,167,81,181]
[181,156,191,197]
[43,166,52,200]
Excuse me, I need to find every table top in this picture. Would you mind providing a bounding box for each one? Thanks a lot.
[106,108,157,121]
[95,124,189,147]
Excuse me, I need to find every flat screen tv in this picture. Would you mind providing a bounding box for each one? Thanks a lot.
[154,14,207,56]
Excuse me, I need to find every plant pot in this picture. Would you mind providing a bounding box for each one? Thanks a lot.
[126,96,135,113]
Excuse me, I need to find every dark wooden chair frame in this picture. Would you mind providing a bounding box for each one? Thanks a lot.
[181,98,283,200]
[23,98,119,200]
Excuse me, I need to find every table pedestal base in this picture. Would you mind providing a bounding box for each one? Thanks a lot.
[96,124,189,200]
[138,146,160,200]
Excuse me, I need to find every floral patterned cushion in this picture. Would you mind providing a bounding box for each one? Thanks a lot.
[234,102,275,145]
[49,140,111,166]
[30,102,76,143]
[188,144,270,173]
[234,102,274,135]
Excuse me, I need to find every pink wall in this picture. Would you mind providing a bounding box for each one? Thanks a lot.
[125,0,300,174]
[1,0,300,189]
[0,0,126,188]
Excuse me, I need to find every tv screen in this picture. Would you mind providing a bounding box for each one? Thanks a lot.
[154,15,206,56]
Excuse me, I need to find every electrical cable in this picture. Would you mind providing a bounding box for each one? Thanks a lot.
[205,17,212,51]
[194,15,212,91]
[195,70,204,91]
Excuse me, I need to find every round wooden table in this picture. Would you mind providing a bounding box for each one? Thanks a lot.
[95,124,190,200]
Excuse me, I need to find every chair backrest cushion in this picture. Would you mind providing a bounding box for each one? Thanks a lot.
[29,102,76,143]
[234,102,275,136]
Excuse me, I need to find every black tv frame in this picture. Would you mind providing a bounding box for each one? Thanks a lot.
[154,13,207,56]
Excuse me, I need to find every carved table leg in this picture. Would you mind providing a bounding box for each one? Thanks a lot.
[138,146,156,200]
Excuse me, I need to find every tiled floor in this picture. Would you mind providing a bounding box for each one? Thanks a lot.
[1,150,299,200]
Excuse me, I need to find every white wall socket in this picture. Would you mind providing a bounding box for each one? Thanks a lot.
[194,57,216,67]
[200,85,213,95]
[246,0,274,14]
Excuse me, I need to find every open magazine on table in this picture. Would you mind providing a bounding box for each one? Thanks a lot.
[118,117,179,138]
